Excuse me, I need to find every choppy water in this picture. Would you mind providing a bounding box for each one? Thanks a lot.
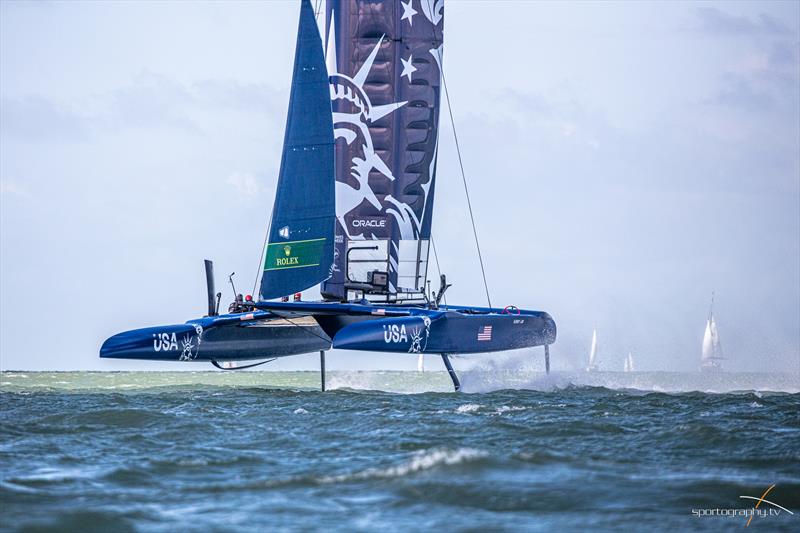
[1,370,798,532]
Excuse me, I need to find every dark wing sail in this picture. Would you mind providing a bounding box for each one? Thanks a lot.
[321,0,444,301]
[259,0,335,301]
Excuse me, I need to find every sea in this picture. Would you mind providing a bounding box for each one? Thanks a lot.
[1,369,798,532]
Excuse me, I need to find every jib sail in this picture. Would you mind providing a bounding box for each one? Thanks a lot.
[259,0,336,301]
[321,0,444,301]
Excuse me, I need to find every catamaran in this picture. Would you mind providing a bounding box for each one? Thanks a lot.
[100,0,557,391]
[701,293,724,372]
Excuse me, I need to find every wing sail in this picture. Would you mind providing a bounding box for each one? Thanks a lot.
[321,0,445,301]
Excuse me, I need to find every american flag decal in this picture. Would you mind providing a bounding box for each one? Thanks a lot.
[477,325,493,341]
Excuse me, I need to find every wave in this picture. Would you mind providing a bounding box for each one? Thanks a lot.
[192,447,490,495]
[39,408,175,429]
[318,448,488,484]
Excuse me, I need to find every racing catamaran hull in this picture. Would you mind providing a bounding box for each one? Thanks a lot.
[100,314,329,362]
[331,309,554,354]
[256,301,556,355]
[101,301,555,362]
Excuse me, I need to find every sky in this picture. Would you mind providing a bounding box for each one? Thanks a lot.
[1,0,798,373]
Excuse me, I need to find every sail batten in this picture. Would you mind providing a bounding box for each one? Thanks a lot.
[259,0,335,301]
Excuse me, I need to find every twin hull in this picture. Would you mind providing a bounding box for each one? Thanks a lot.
[100,307,556,362]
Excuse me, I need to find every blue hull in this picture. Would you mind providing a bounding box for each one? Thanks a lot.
[100,314,330,362]
[331,310,555,354]
[256,301,557,355]
[100,303,556,363]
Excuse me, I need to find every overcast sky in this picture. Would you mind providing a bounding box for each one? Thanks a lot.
[1,1,798,373]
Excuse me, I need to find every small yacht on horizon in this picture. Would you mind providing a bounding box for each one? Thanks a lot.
[623,352,634,373]
[701,293,724,372]
[586,329,599,371]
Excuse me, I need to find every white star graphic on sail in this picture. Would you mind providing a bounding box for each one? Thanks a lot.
[401,0,417,26]
[401,55,417,82]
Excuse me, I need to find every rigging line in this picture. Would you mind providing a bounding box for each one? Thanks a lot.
[421,0,491,308]
[430,235,446,306]
[431,236,442,280]
[251,211,273,298]
[282,315,332,343]
[438,57,492,309]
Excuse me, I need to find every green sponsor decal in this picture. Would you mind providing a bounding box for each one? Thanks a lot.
[264,238,326,271]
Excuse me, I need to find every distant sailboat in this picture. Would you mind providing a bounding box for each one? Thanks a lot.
[623,352,634,373]
[417,353,424,373]
[587,329,599,371]
[701,293,724,372]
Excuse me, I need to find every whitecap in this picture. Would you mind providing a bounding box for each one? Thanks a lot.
[319,448,487,484]
[495,405,527,414]
[455,404,481,413]
[293,407,309,414]
[16,467,93,482]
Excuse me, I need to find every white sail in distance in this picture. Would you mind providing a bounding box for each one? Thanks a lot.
[624,352,634,373]
[417,353,424,373]
[701,293,724,371]
[587,329,598,371]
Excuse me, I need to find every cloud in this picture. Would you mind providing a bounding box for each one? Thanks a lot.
[192,79,285,114]
[693,7,792,36]
[99,72,286,133]
[0,95,88,142]
[704,74,775,111]
[0,180,32,198]
[102,71,198,132]
[226,172,259,199]
[1,72,287,143]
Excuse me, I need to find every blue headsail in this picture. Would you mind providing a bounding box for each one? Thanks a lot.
[259,0,336,301]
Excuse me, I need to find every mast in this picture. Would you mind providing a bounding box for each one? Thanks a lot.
[321,0,444,302]
[708,290,715,322]
[259,0,336,301]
